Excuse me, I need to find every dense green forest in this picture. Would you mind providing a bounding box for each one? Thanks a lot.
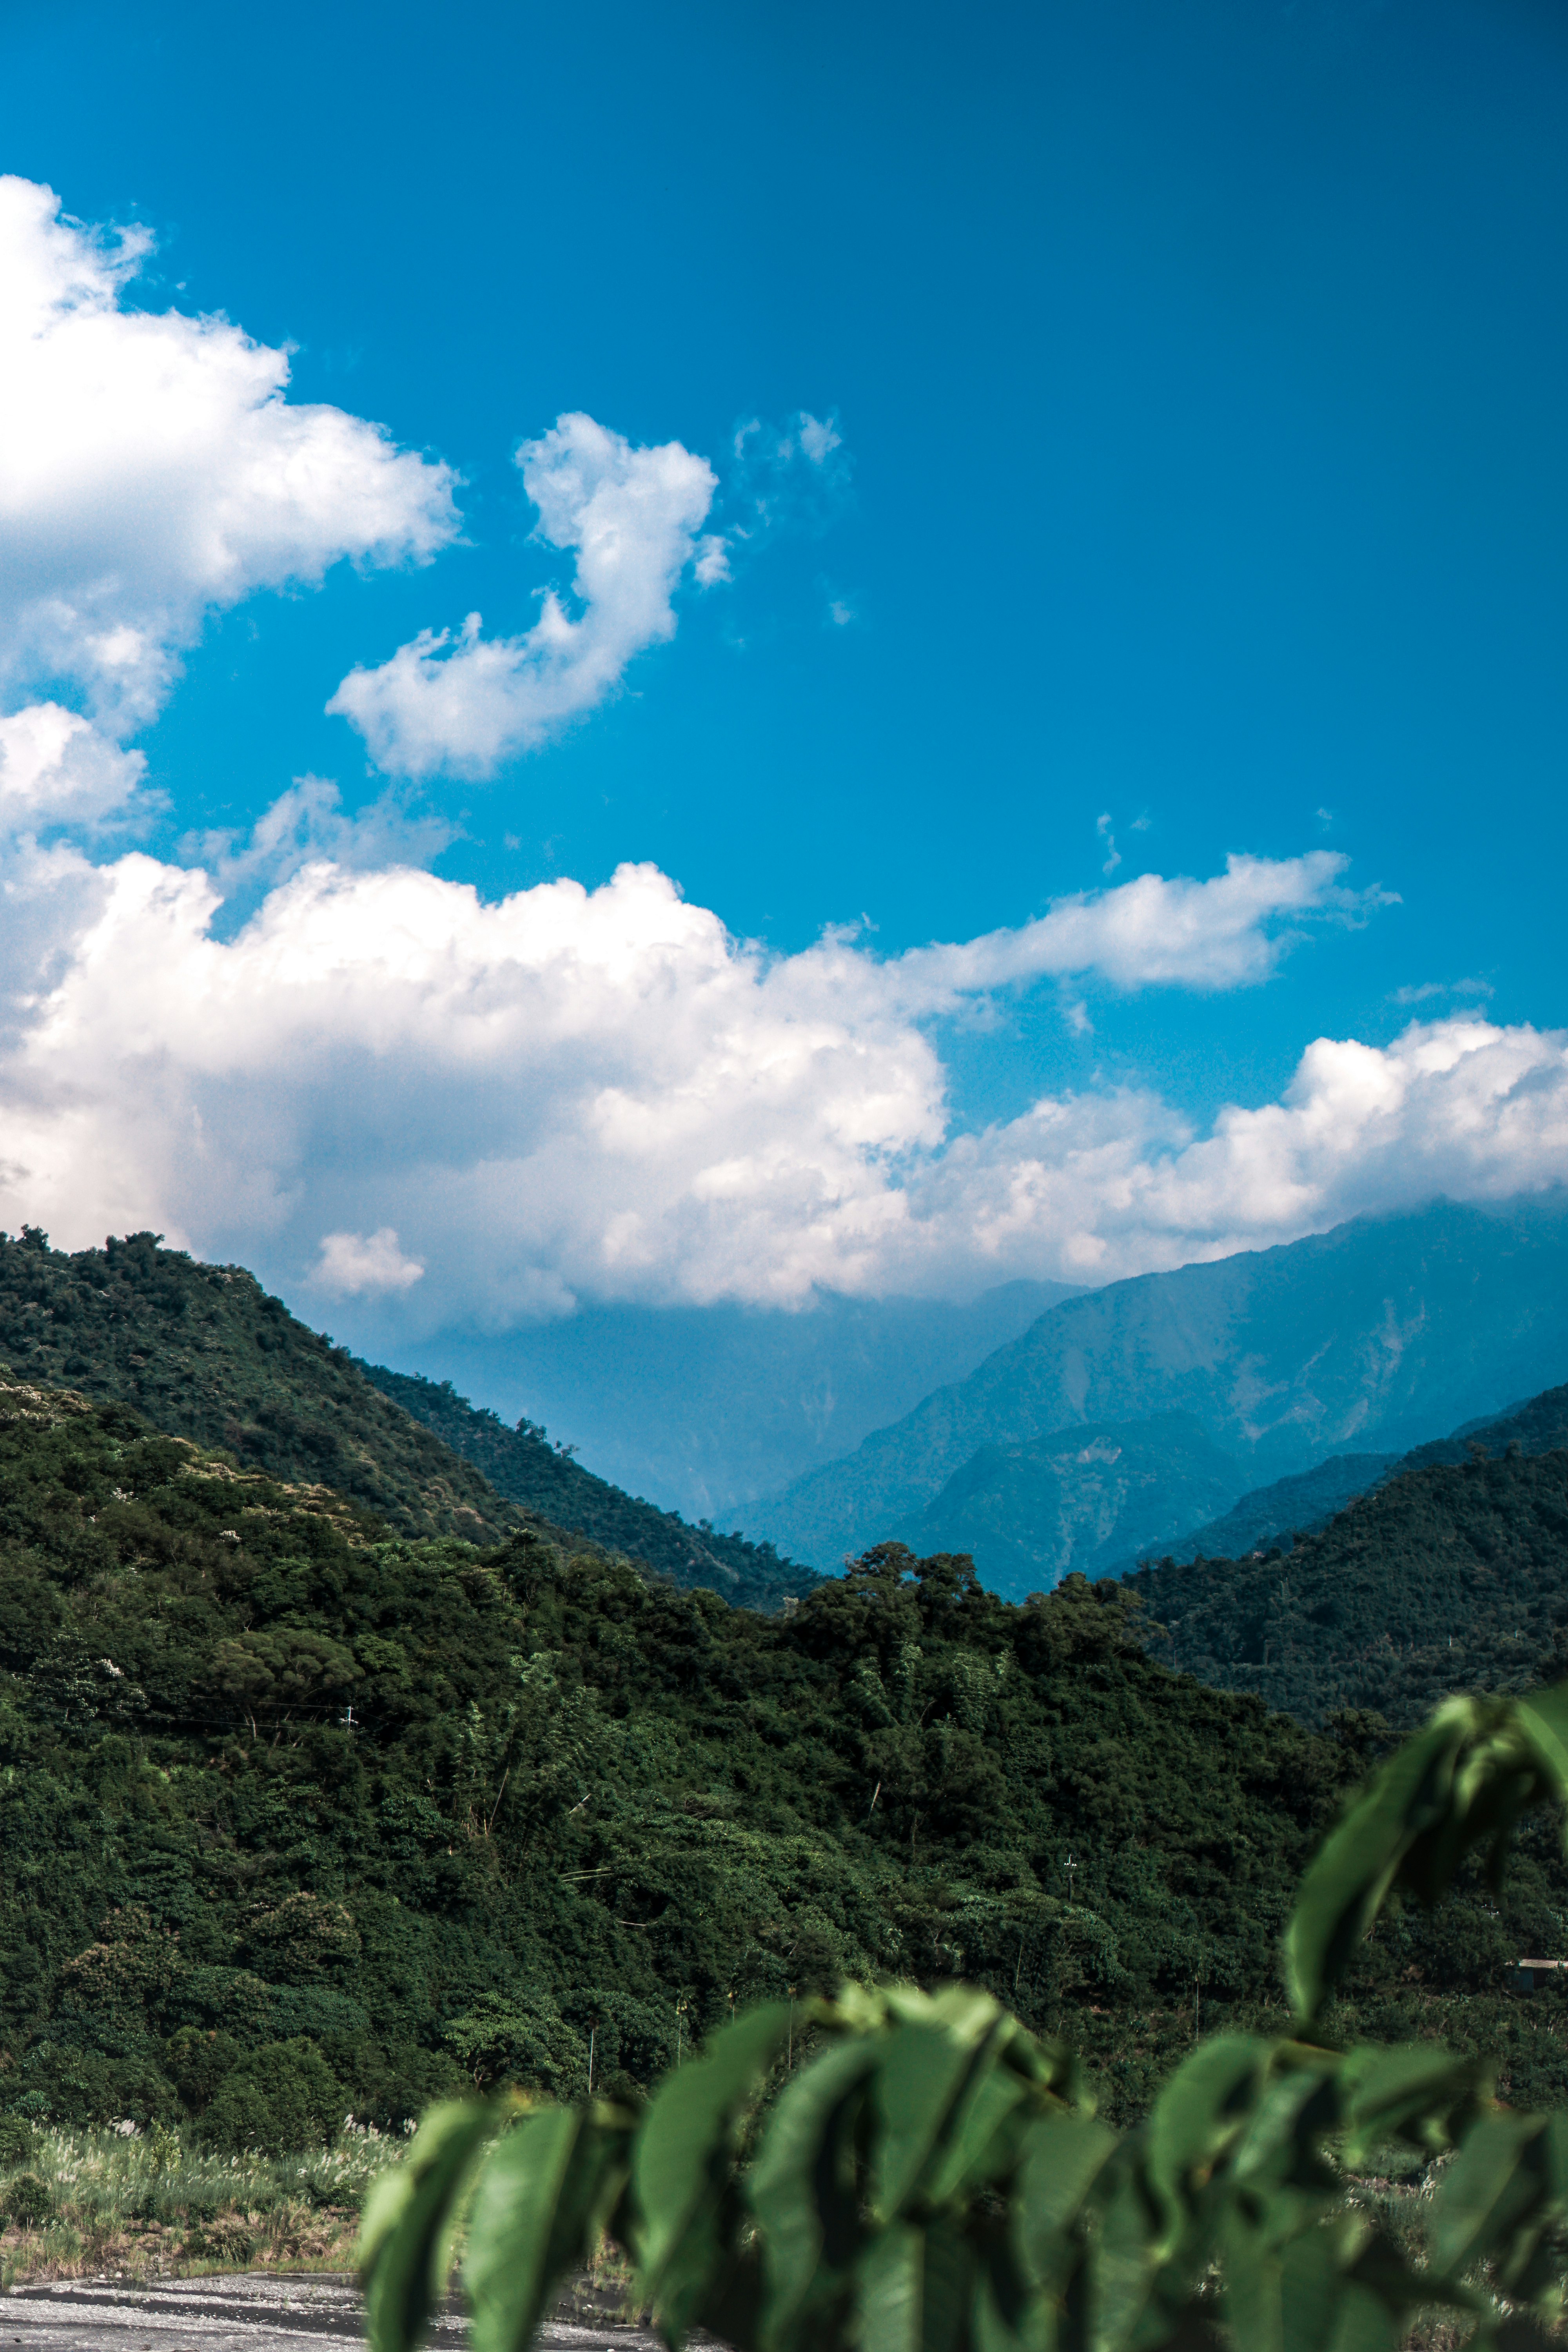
[3,1365,1568,2158]
[0,1228,516,1543]
[0,1227,811,1613]
[1126,1442,1568,1728]
[363,1363,813,1611]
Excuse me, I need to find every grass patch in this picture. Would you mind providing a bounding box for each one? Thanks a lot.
[0,2121,402,2283]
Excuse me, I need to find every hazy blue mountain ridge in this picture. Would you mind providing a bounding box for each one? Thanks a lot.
[1105,1454,1401,1577]
[364,1280,1074,1521]
[744,1195,1568,1574]
[360,1361,818,1610]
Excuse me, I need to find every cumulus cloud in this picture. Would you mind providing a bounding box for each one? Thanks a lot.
[0,829,1530,1326]
[0,176,459,729]
[0,705,147,831]
[312,1228,425,1295]
[177,775,455,904]
[328,413,719,778]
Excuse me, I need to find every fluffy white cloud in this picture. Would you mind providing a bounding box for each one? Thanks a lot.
[0,176,459,728]
[312,1228,426,1295]
[0,827,1542,1327]
[328,414,719,777]
[0,705,146,830]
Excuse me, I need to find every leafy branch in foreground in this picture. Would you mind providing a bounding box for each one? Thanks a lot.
[361,1684,1568,2352]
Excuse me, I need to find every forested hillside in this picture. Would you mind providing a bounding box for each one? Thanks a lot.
[361,1364,813,1611]
[4,1371,1568,2151]
[1126,1443,1568,1728]
[0,1227,810,1612]
[0,1228,516,1543]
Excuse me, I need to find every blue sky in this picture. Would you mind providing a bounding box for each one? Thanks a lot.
[0,0,1564,1362]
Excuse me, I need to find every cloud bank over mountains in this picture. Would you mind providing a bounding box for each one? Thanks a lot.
[0,844,1559,1324]
[0,172,1561,1332]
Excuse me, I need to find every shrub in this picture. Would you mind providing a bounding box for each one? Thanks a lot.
[200,2039,342,2155]
[2,2172,52,2227]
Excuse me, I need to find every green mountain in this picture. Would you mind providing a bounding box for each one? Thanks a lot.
[746,1195,1568,1574]
[1106,1453,1400,1576]
[1111,1381,1568,1582]
[0,1226,811,1612]
[1124,1438,1568,1731]
[896,1412,1246,1599]
[0,1226,514,1542]
[360,1363,812,1610]
[5,1371,1568,2142]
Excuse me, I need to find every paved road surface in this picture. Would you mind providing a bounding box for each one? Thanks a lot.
[2,2278,667,2352]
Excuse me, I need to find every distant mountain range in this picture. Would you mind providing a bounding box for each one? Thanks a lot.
[744,1194,1568,1584]
[368,1281,1074,1522]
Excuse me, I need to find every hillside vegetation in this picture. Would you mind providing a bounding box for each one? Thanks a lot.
[1,1369,1568,2149]
[0,1228,810,1613]
[1126,1442,1568,1728]
[362,1364,813,1611]
[0,1229,516,1544]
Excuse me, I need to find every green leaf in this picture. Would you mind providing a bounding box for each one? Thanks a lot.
[1284,1710,1474,2022]
[855,2221,923,2352]
[633,2001,789,2274]
[918,2218,975,2352]
[1143,2036,1270,2253]
[464,2105,632,2352]
[359,2099,501,2352]
[924,2018,1061,2206]
[872,1989,1009,2220]
[1015,2112,1117,2297]
[1286,1683,1568,2023]
[750,2035,880,2352]
[1220,2215,1283,2352]
[1335,2042,1490,2168]
[1278,2224,1352,2352]
[1082,2156,1158,2352]
[1429,2111,1544,2280]
[632,2000,791,2336]
[1512,1686,1568,1802]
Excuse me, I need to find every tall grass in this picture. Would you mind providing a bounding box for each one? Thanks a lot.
[0,2122,402,2283]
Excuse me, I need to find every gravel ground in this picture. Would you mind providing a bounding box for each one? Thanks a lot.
[0,2278,666,2352]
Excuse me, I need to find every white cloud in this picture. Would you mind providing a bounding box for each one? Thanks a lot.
[177,775,455,902]
[328,413,718,778]
[0,176,459,729]
[0,705,146,831]
[0,829,1526,1327]
[312,1227,425,1295]
[885,852,1392,1002]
